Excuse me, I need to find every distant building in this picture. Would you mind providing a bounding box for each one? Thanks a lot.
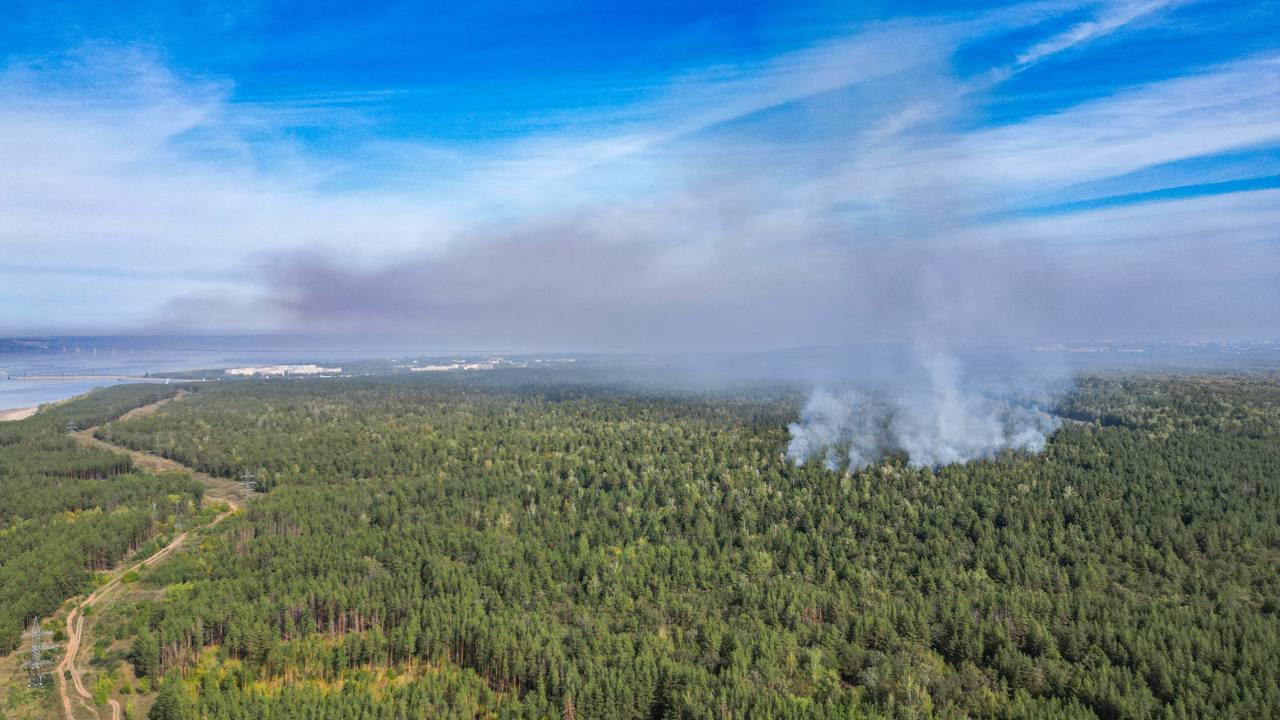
[401,356,572,373]
[226,364,341,377]
[410,364,463,372]
[409,361,499,372]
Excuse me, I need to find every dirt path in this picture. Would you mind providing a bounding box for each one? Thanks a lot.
[72,392,249,509]
[57,396,246,719]
[117,390,188,421]
[57,508,236,719]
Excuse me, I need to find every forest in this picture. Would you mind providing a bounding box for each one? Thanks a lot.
[0,384,203,654]
[2,371,1278,719]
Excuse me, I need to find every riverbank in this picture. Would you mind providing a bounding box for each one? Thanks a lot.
[10,374,165,382]
[1,377,177,420]
[0,406,37,422]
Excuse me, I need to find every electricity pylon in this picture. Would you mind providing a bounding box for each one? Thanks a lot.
[21,617,53,687]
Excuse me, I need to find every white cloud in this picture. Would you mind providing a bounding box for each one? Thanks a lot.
[0,3,1275,344]
[956,56,1280,195]
[1015,0,1181,66]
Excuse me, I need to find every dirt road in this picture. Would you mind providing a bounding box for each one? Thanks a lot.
[57,396,245,719]
[72,393,249,508]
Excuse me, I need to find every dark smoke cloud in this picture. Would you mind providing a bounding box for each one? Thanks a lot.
[146,28,1277,357]
[161,197,1275,353]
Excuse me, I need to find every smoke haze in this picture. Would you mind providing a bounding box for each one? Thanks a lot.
[786,353,1069,471]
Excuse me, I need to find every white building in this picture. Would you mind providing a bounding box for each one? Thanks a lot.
[226,364,341,377]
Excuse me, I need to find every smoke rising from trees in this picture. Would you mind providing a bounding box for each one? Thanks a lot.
[787,353,1068,471]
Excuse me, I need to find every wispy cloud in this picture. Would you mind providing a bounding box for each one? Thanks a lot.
[1014,0,1181,66]
[1,1,1275,345]
[956,56,1280,197]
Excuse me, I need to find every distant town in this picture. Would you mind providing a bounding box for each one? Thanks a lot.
[225,364,342,377]
[218,356,579,379]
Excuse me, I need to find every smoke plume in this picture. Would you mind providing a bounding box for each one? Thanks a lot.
[787,352,1067,472]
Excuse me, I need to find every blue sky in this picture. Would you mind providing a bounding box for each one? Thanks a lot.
[1,0,1277,349]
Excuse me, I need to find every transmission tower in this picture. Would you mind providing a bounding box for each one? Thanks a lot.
[65,420,78,433]
[21,617,53,687]
[239,471,258,493]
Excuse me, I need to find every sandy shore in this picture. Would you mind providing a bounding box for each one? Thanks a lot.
[10,374,155,381]
[0,406,38,422]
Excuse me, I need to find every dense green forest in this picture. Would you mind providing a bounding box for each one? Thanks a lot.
[60,371,1275,719]
[0,385,204,654]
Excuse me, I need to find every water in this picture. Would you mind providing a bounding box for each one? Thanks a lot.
[0,336,439,412]
[1,348,224,411]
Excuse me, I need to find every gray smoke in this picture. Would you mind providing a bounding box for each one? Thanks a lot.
[787,352,1066,471]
